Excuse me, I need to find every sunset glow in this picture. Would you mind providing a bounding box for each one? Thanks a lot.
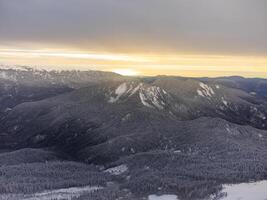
[112,69,139,76]
[1,48,267,78]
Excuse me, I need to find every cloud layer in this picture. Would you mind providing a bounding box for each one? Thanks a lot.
[1,0,267,55]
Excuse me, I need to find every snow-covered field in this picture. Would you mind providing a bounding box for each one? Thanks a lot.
[148,194,178,200]
[148,181,267,200]
[0,186,102,200]
[211,180,267,200]
[1,181,267,200]
[105,164,128,175]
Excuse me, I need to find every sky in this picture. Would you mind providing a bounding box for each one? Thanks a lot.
[0,0,267,77]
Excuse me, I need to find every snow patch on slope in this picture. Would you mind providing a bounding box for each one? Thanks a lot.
[221,97,228,106]
[105,165,128,175]
[140,92,154,108]
[20,186,101,200]
[197,90,204,97]
[0,65,32,71]
[257,112,266,120]
[0,71,17,81]
[130,83,142,96]
[250,106,267,120]
[108,82,142,103]
[198,82,215,97]
[108,83,128,103]
[139,86,167,109]
[148,194,179,200]
[108,82,169,110]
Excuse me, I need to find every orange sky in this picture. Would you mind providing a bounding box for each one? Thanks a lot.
[1,48,267,78]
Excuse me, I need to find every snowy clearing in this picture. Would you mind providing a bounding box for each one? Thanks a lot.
[0,186,102,200]
[105,164,128,175]
[211,180,267,200]
[148,194,179,200]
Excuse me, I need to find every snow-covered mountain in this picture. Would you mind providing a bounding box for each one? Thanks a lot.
[0,65,124,88]
[0,65,125,114]
[200,76,267,97]
[1,75,267,149]
[1,67,267,199]
[104,78,267,129]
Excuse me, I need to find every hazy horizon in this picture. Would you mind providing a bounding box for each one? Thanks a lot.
[1,63,267,79]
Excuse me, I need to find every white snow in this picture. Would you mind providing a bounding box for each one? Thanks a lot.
[162,89,167,94]
[210,180,267,200]
[252,106,258,111]
[173,150,182,154]
[0,65,30,71]
[148,194,179,200]
[222,100,228,106]
[112,83,127,101]
[20,186,101,200]
[139,86,166,109]
[129,83,142,96]
[115,83,127,95]
[0,72,17,81]
[109,82,143,103]
[4,107,12,112]
[13,125,19,131]
[105,164,128,175]
[108,83,168,109]
[225,124,231,133]
[222,97,228,106]
[121,113,131,122]
[108,82,128,103]
[198,82,215,97]
[139,91,154,108]
[108,97,117,103]
[258,112,266,120]
[197,90,204,97]
[130,148,136,153]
